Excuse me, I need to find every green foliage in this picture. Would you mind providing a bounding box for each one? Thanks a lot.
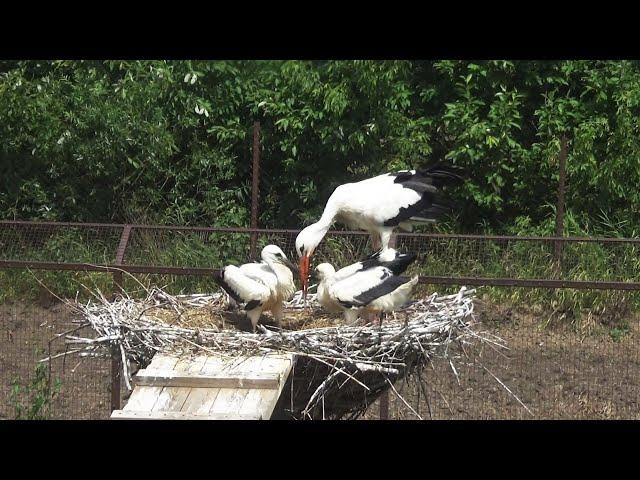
[2,60,640,234]
[609,324,630,342]
[10,355,61,420]
[0,60,252,226]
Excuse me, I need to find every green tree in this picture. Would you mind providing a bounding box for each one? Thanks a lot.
[2,60,640,236]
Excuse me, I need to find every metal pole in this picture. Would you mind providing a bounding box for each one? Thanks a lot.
[250,122,261,260]
[379,392,390,420]
[110,350,122,411]
[110,225,132,412]
[555,136,568,272]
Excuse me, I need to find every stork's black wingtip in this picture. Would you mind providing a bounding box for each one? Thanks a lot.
[212,269,226,289]
[402,252,418,262]
[419,161,466,176]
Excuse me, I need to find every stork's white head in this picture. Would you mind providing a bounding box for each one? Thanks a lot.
[295,224,327,259]
[295,223,329,300]
[261,245,296,271]
[314,263,336,282]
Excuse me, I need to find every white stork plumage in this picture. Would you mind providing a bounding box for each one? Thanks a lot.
[213,245,296,332]
[295,163,464,297]
[328,247,417,283]
[314,259,419,324]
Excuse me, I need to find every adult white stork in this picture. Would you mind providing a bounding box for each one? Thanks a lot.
[213,245,296,332]
[314,261,419,324]
[295,163,464,298]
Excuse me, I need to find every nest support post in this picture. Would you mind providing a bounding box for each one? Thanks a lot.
[110,224,132,412]
[250,121,261,260]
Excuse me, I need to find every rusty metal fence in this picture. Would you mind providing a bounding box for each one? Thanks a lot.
[1,220,639,419]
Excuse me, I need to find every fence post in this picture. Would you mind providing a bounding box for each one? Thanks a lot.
[110,224,133,412]
[554,136,568,272]
[379,389,390,420]
[250,121,261,260]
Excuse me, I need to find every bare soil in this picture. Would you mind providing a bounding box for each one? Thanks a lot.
[0,301,111,420]
[364,300,640,419]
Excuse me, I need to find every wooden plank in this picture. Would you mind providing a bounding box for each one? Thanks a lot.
[111,410,261,420]
[134,370,281,389]
[229,389,250,413]
[260,354,295,419]
[262,354,294,392]
[174,355,208,374]
[260,355,293,375]
[209,388,250,416]
[239,389,265,416]
[230,356,265,375]
[124,354,193,413]
[148,386,173,412]
[188,355,210,373]
[180,388,221,415]
[151,386,191,412]
[257,389,280,420]
[146,354,180,372]
[123,386,164,411]
[123,354,179,412]
[120,352,295,420]
[201,355,259,376]
[198,353,291,377]
[208,388,237,414]
[200,355,227,374]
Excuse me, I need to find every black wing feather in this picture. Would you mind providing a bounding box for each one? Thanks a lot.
[415,163,466,188]
[244,299,262,311]
[358,251,416,276]
[338,275,413,308]
[385,162,464,227]
[214,268,264,311]
[213,269,243,304]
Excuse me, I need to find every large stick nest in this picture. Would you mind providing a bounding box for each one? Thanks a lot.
[51,284,508,419]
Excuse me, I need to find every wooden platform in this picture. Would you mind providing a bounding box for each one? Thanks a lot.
[111,352,295,420]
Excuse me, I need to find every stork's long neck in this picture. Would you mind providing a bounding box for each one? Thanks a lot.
[320,274,337,288]
[318,202,337,228]
[313,202,338,237]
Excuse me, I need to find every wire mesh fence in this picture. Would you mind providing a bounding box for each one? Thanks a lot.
[1,221,639,419]
[0,302,111,420]
[361,316,640,420]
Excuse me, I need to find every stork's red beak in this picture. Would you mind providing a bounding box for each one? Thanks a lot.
[300,254,310,301]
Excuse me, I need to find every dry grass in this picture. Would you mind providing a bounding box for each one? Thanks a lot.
[149,303,344,332]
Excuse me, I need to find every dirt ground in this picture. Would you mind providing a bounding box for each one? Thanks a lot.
[363,299,640,419]
[1,297,638,420]
[0,301,111,420]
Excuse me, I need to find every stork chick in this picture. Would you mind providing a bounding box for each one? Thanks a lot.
[315,262,419,325]
[214,245,296,332]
